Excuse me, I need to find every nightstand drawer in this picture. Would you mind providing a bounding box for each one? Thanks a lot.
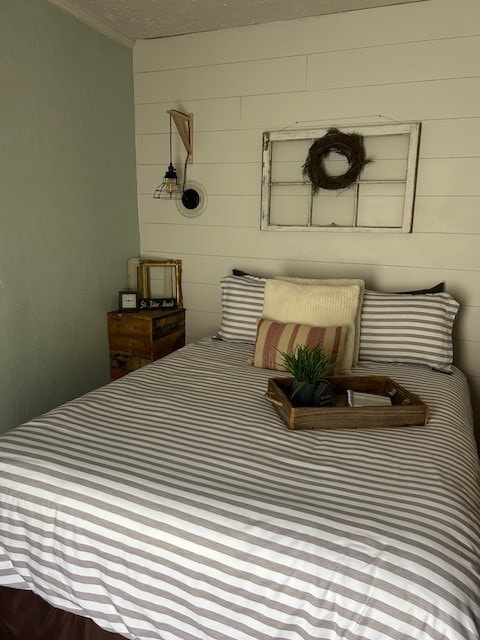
[107,309,185,379]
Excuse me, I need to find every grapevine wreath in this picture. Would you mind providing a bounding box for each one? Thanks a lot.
[302,128,371,193]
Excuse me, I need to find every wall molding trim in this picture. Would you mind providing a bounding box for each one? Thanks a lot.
[47,0,136,49]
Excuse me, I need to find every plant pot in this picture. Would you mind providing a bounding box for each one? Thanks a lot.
[291,380,333,407]
[291,381,318,407]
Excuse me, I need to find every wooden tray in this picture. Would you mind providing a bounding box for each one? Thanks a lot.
[265,376,429,431]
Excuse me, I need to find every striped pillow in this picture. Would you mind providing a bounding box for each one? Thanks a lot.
[359,291,459,372]
[251,318,347,373]
[217,275,266,342]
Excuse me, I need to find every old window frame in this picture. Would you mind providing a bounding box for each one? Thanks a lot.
[260,123,421,233]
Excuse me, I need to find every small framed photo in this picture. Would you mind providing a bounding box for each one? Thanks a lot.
[118,290,138,312]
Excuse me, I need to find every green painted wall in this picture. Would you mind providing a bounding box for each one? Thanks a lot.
[0,0,139,432]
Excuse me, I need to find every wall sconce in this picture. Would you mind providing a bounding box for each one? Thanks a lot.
[153,110,192,200]
[153,109,207,216]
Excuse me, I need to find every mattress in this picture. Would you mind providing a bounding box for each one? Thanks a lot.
[0,337,479,640]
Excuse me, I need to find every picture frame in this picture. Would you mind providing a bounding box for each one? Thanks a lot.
[138,259,183,308]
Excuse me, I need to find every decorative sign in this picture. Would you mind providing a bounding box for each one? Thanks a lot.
[139,298,176,310]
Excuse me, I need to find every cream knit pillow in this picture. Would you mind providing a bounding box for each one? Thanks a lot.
[276,276,365,365]
[263,279,362,373]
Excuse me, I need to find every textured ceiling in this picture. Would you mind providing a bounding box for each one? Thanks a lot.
[49,0,427,45]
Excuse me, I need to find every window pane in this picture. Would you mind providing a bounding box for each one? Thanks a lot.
[270,185,310,226]
[312,190,356,227]
[361,158,408,181]
[356,183,405,227]
[272,139,311,162]
[271,160,306,183]
[364,134,409,159]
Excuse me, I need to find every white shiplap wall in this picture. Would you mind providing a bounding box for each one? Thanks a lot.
[133,0,480,431]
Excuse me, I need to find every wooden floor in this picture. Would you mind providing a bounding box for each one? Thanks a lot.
[0,586,127,640]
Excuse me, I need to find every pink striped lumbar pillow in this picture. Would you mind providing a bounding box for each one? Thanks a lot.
[251,318,347,373]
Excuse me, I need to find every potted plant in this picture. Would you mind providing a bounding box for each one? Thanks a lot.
[279,344,335,407]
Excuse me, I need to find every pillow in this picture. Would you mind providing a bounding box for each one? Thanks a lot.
[263,279,362,373]
[251,318,347,373]
[396,282,444,295]
[359,290,459,372]
[217,275,266,342]
[232,269,266,278]
[277,276,365,365]
[234,269,443,296]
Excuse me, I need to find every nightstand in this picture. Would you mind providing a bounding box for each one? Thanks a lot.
[107,308,185,380]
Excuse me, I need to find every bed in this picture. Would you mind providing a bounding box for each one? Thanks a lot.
[1,277,479,640]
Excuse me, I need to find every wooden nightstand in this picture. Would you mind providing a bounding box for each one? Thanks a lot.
[107,308,185,380]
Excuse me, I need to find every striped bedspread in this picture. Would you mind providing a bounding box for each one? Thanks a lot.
[0,338,479,640]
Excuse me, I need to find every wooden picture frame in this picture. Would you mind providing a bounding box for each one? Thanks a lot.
[138,259,183,308]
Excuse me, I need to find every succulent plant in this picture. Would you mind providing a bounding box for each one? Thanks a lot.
[279,344,335,398]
